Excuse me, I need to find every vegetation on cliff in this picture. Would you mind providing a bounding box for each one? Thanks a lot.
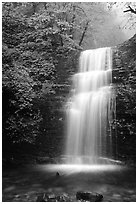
[113,35,136,162]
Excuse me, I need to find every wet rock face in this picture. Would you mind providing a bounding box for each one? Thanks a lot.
[112,34,136,163]
[37,51,80,158]
[76,191,103,202]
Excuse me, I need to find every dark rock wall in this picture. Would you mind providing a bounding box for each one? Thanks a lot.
[112,35,136,162]
[38,51,80,157]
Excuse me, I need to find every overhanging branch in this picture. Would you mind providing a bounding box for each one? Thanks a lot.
[124,6,136,14]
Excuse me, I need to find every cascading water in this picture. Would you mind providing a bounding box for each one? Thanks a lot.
[65,47,116,164]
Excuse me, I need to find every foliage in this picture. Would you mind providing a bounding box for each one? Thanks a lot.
[2,2,81,149]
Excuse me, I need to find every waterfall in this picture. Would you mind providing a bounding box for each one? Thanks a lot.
[65,47,115,164]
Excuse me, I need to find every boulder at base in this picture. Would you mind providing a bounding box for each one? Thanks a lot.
[76,191,103,202]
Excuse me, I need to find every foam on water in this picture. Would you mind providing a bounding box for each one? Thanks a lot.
[36,163,124,175]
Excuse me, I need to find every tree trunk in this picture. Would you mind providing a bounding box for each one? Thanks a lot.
[79,21,90,46]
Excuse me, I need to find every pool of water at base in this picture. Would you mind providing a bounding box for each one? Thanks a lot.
[2,163,136,202]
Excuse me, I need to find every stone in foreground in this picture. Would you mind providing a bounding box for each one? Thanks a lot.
[36,193,71,202]
[76,191,103,202]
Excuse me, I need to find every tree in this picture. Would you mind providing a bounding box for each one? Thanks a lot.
[2,2,81,153]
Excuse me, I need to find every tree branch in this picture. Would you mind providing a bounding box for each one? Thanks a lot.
[124,6,136,14]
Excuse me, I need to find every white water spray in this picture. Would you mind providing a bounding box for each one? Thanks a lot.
[65,47,115,164]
